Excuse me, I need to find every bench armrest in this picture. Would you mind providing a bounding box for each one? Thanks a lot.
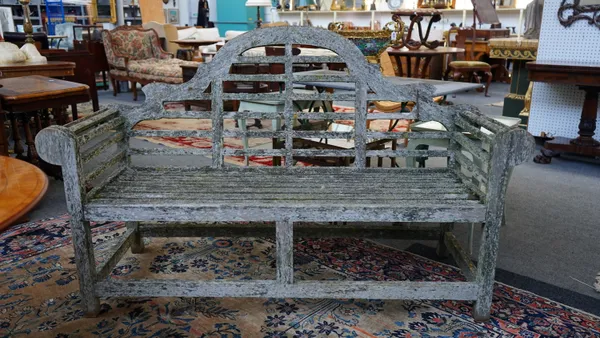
[35,108,128,215]
[450,109,535,205]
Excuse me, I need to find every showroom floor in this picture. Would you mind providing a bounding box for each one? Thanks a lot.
[24,82,600,316]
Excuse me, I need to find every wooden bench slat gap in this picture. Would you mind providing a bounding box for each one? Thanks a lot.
[84,148,127,184]
[81,132,126,164]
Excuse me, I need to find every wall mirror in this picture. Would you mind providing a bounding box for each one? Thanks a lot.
[558,0,600,28]
[91,0,117,24]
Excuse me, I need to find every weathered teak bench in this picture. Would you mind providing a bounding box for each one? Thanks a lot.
[35,27,534,321]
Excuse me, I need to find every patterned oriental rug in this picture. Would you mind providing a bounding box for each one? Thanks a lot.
[1,216,599,337]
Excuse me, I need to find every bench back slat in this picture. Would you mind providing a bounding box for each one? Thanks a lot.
[118,26,465,169]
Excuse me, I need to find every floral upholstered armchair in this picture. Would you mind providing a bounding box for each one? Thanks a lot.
[102,26,198,100]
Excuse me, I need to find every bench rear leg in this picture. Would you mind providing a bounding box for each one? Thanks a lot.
[473,218,501,322]
[127,222,144,254]
[435,223,454,258]
[71,218,101,317]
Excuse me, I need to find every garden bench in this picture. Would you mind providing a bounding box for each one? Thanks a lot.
[35,26,535,322]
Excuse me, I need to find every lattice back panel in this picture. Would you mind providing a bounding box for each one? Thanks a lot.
[122,26,464,168]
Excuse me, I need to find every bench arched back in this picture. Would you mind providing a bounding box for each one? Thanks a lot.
[118,26,467,168]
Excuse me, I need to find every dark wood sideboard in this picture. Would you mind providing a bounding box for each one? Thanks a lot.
[528,62,600,163]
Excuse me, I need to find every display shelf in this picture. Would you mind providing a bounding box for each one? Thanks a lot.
[277,8,523,14]
[275,6,526,33]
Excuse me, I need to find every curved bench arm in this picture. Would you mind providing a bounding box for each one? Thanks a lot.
[35,108,128,216]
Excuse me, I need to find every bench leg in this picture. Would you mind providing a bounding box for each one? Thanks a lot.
[127,221,144,254]
[473,219,501,322]
[71,218,101,317]
[276,220,294,284]
[435,223,453,258]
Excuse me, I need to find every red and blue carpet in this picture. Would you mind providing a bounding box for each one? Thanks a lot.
[0,217,598,337]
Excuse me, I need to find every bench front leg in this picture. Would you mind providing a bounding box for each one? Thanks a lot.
[72,218,101,317]
[474,129,532,321]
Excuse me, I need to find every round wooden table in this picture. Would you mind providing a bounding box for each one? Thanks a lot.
[0,156,48,231]
[386,46,465,79]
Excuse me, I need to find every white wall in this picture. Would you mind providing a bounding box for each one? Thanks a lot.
[527,0,600,138]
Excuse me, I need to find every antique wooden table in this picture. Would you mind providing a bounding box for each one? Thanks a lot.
[527,62,600,163]
[0,75,90,165]
[295,69,483,96]
[386,47,465,79]
[0,60,75,79]
[489,38,538,128]
[171,39,221,53]
[0,156,48,232]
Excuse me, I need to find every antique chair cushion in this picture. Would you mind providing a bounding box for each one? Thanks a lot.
[127,58,199,80]
[126,72,184,84]
[109,69,128,77]
[449,61,491,69]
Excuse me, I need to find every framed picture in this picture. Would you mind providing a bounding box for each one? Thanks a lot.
[164,8,179,24]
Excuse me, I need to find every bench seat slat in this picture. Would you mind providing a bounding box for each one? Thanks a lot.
[84,168,485,223]
[85,203,486,223]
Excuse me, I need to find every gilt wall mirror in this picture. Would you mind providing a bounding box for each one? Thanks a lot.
[91,0,117,24]
[558,0,600,28]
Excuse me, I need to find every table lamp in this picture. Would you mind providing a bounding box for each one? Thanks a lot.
[246,0,272,28]
[18,0,34,44]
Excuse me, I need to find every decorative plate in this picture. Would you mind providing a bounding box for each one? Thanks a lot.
[387,0,403,10]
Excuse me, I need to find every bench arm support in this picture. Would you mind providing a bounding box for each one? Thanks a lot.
[35,108,127,216]
[36,125,86,218]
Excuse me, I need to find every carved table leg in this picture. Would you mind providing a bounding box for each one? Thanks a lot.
[41,109,51,128]
[34,112,43,136]
[22,113,39,165]
[412,57,421,79]
[52,107,64,125]
[534,86,600,164]
[71,104,78,121]
[9,112,25,160]
[484,71,493,97]
[420,56,433,79]
[393,55,404,77]
[0,112,8,156]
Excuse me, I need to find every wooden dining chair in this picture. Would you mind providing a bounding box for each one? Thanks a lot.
[444,27,493,97]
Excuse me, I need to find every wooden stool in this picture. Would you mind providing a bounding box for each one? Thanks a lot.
[0,75,90,166]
